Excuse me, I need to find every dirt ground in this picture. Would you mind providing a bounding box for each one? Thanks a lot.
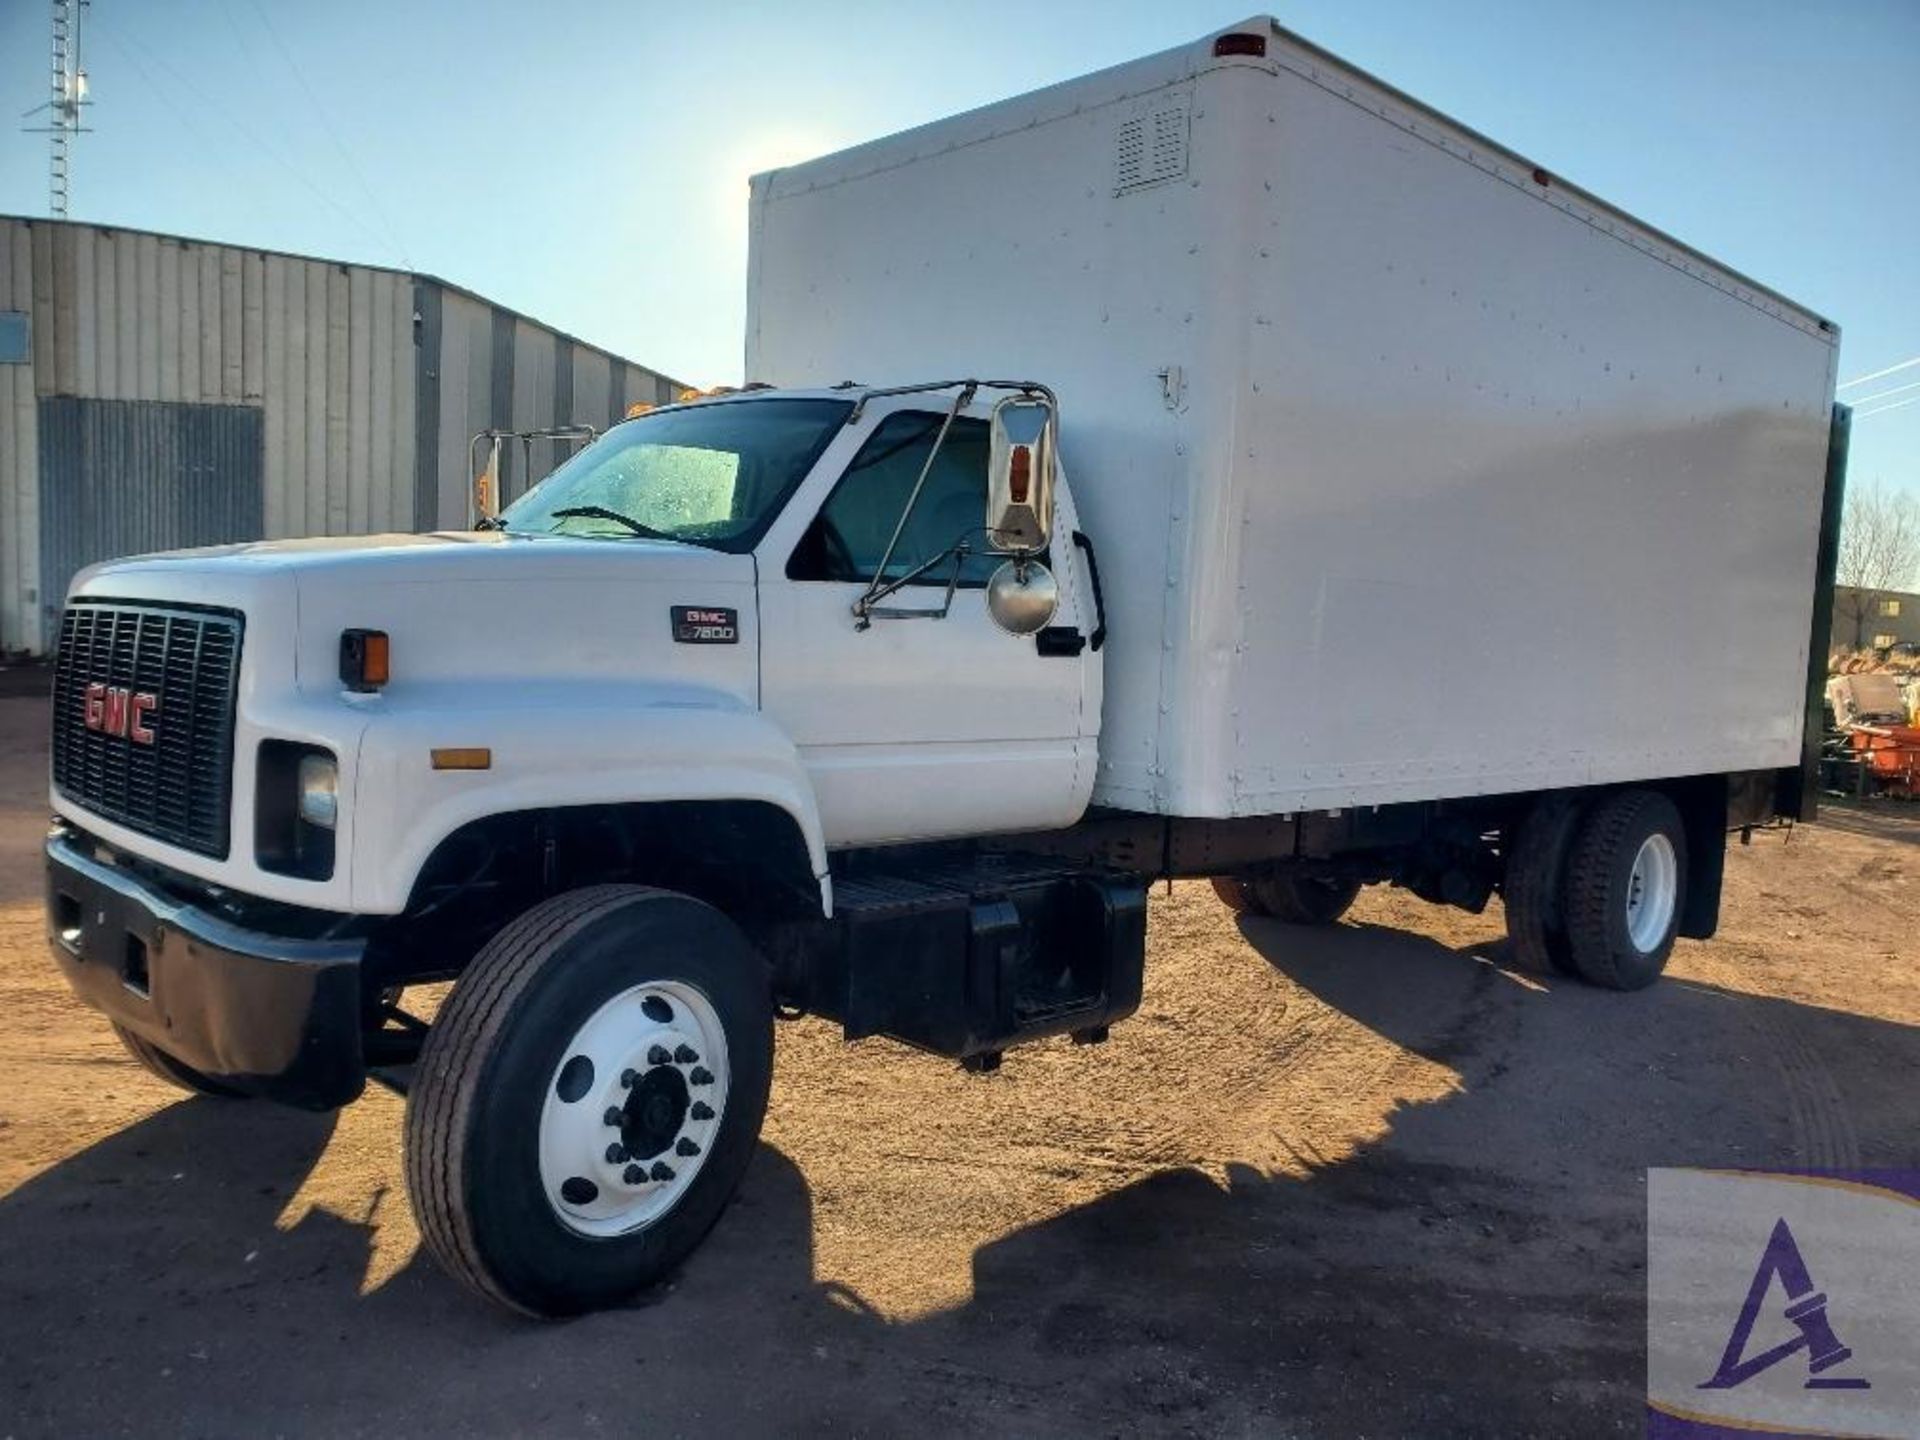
[0,684,1916,1438]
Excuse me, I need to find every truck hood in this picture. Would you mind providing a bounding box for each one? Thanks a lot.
[69,531,761,703]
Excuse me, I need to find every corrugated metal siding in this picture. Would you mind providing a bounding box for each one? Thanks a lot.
[1,219,41,654]
[433,290,493,528]
[574,347,611,433]
[2,215,683,652]
[506,318,555,506]
[424,286,679,529]
[24,224,417,556]
[412,280,441,530]
[38,397,264,620]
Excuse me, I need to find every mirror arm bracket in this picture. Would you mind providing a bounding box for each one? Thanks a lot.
[854,546,967,628]
[853,385,975,623]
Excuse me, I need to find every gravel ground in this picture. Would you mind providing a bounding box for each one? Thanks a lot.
[0,687,1915,1437]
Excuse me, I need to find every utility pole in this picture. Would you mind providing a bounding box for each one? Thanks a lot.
[21,0,93,218]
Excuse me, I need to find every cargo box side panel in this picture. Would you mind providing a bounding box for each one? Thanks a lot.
[748,65,1238,814]
[1213,59,1838,814]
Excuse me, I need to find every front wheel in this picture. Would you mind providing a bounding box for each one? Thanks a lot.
[404,886,773,1317]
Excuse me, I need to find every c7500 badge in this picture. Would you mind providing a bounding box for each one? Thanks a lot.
[670,606,738,644]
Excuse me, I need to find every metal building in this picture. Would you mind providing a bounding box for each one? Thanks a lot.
[0,215,683,656]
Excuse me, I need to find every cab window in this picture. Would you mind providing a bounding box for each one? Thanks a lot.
[787,412,1001,586]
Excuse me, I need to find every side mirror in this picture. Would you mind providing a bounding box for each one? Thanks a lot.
[472,436,502,527]
[987,396,1056,554]
[986,560,1058,635]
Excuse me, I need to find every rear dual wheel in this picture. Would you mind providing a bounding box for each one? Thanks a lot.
[404,885,773,1317]
[1504,789,1687,990]
[1562,790,1687,991]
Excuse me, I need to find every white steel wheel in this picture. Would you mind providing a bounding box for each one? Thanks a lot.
[1623,833,1678,955]
[1563,790,1689,992]
[539,980,730,1238]
[404,886,773,1317]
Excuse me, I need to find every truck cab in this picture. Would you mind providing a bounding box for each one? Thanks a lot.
[45,380,1144,1316]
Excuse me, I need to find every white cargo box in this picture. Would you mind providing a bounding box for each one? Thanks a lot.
[747,16,1839,818]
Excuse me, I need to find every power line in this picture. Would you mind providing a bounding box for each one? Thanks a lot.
[1848,378,1920,409]
[98,25,278,233]
[1853,393,1920,421]
[242,0,414,269]
[100,23,396,261]
[1839,355,1920,390]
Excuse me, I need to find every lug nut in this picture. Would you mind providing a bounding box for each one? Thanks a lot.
[675,1137,701,1157]
[603,1107,623,1127]
[620,1068,637,1088]
[647,1044,672,1066]
[623,1164,644,1185]
[605,1143,627,1164]
[690,1101,715,1122]
[650,1161,675,1183]
[689,1066,714,1087]
[673,1044,698,1064]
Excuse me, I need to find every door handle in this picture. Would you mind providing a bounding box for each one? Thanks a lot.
[1071,530,1107,652]
[1036,626,1086,658]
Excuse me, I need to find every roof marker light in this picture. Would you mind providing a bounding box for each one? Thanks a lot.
[1213,32,1267,58]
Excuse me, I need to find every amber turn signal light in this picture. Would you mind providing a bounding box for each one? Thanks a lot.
[431,748,492,771]
[340,629,390,692]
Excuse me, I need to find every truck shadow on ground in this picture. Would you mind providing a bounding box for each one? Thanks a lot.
[2,919,1916,1435]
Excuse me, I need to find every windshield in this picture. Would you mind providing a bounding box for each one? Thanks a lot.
[500,397,852,551]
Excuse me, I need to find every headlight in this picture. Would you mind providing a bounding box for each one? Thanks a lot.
[297,753,339,829]
[257,742,338,880]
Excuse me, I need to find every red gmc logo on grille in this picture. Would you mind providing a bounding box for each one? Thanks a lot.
[83,683,159,745]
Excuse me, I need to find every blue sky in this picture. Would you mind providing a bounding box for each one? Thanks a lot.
[2,1,1915,497]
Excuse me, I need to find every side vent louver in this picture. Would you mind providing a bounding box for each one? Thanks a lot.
[1115,95,1190,195]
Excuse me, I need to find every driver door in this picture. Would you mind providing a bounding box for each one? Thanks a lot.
[756,403,1093,849]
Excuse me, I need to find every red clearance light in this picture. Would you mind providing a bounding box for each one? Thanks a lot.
[1213,32,1267,58]
[1008,444,1032,504]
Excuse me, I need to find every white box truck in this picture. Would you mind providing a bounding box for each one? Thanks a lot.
[43,17,1845,1315]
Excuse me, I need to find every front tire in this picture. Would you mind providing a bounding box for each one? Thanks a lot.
[1563,791,1688,991]
[404,885,773,1317]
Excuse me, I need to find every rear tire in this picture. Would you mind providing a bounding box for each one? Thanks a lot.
[1210,876,1258,915]
[1216,870,1361,925]
[404,885,773,1317]
[1563,790,1688,991]
[112,1023,248,1098]
[1502,793,1584,976]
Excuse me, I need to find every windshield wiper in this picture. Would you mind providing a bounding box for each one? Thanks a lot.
[549,505,673,540]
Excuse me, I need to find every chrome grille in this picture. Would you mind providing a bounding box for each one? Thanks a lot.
[51,602,244,858]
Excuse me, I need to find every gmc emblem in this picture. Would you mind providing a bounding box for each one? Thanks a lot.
[83,683,159,745]
[671,605,739,645]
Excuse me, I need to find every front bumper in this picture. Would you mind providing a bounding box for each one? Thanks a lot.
[45,830,368,1109]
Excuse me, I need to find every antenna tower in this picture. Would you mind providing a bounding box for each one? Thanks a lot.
[22,0,93,218]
